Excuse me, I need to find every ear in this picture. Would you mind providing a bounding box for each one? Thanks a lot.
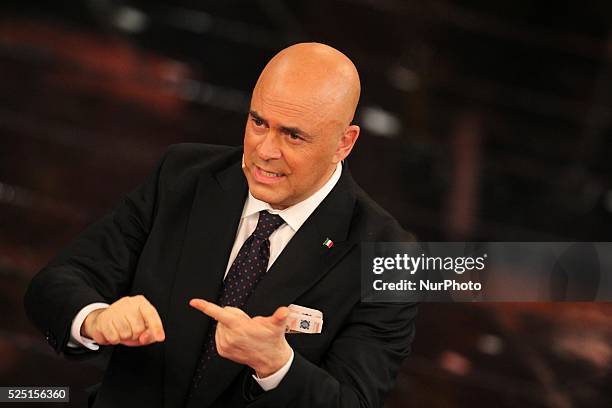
[333,125,360,163]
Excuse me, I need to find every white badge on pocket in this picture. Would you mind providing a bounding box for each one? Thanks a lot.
[286,304,323,334]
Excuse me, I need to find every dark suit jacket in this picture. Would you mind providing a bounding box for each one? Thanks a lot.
[24,143,417,408]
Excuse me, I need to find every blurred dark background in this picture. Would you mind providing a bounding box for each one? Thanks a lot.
[1,1,611,407]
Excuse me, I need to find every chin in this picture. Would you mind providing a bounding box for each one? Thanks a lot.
[249,185,283,206]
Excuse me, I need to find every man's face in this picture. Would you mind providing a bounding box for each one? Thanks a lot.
[242,84,343,209]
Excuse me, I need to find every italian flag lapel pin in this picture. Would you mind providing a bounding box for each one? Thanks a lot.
[323,238,334,248]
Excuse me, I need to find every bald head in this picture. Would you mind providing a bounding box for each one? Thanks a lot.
[243,43,362,209]
[253,43,361,127]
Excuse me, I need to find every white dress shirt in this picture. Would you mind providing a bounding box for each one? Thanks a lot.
[69,161,342,391]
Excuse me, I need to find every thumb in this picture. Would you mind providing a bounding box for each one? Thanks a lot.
[270,306,290,327]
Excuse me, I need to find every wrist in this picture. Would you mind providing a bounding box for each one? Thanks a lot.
[254,343,292,378]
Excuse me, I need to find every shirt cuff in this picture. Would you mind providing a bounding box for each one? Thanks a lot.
[68,302,109,350]
[252,348,294,391]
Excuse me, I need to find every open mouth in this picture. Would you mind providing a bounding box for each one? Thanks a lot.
[260,168,283,177]
[253,165,285,183]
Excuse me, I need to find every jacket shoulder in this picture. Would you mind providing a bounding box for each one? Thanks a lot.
[164,143,240,172]
[351,183,415,242]
[157,143,241,189]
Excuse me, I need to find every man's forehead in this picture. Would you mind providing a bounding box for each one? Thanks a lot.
[251,86,330,123]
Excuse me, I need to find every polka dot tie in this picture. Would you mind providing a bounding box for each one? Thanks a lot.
[190,211,285,392]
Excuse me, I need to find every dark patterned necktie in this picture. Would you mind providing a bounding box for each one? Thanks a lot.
[190,210,285,391]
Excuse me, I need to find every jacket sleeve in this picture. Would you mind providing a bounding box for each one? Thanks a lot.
[23,147,172,356]
[243,300,418,408]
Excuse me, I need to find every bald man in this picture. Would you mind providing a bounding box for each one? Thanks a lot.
[25,43,417,408]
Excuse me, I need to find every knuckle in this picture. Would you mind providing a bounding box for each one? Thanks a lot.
[103,319,113,331]
[134,329,146,339]
[104,331,118,343]
[91,332,104,343]
[104,324,117,337]
[118,296,131,305]
[111,318,125,330]
[132,322,146,333]
[217,344,227,357]
[93,314,105,328]
[222,333,235,348]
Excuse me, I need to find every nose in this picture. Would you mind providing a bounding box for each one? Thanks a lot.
[257,132,282,160]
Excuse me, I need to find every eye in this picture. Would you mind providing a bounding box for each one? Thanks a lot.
[286,132,305,144]
[251,117,264,127]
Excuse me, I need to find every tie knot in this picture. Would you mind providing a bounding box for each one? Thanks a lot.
[252,211,285,239]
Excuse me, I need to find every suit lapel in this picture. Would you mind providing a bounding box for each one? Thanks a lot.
[246,178,357,318]
[188,166,358,408]
[163,159,247,408]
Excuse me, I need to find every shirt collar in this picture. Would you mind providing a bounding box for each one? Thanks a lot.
[242,161,343,231]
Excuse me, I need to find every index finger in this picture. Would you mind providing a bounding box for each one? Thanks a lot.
[189,299,235,325]
[139,301,165,341]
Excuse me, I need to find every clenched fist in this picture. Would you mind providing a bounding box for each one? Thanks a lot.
[81,295,165,346]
